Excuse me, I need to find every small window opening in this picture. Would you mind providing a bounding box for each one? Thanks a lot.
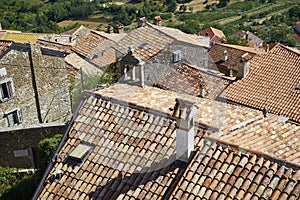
[6,109,22,127]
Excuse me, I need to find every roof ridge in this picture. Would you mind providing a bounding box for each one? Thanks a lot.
[206,136,300,170]
[145,22,177,41]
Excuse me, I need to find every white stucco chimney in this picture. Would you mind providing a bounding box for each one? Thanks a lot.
[222,50,228,61]
[237,53,250,79]
[173,98,198,163]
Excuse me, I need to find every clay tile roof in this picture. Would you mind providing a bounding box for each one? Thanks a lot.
[208,43,260,73]
[34,83,300,200]
[64,53,103,75]
[116,24,174,62]
[150,24,208,48]
[62,25,90,38]
[171,139,299,200]
[93,84,263,132]
[199,27,226,43]
[36,91,207,199]
[72,31,119,68]
[156,63,230,99]
[223,44,300,123]
[233,30,264,48]
[0,40,13,56]
[210,115,300,165]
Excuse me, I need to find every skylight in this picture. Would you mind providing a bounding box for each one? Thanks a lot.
[68,143,92,163]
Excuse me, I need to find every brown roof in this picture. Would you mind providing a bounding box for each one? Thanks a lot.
[233,30,264,48]
[223,44,300,123]
[0,40,13,56]
[116,24,174,61]
[62,25,90,38]
[199,27,226,43]
[64,53,103,75]
[72,31,118,68]
[172,138,300,200]
[36,91,206,199]
[93,84,263,132]
[156,63,230,99]
[35,84,300,199]
[211,115,300,165]
[208,43,260,74]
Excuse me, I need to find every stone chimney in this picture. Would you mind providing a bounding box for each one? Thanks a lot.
[173,98,198,163]
[199,81,206,98]
[245,31,249,40]
[116,23,124,33]
[138,17,147,27]
[222,50,228,61]
[265,44,269,52]
[228,66,233,77]
[119,47,145,87]
[153,16,162,26]
[107,25,114,34]
[237,53,250,79]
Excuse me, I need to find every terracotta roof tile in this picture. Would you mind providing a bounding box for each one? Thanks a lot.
[210,115,300,165]
[208,43,259,74]
[0,40,13,56]
[35,84,299,200]
[156,63,230,100]
[223,44,300,122]
[171,139,300,199]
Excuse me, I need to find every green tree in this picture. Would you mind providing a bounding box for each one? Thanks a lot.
[37,134,63,171]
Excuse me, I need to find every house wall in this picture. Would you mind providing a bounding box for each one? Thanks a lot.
[144,41,208,85]
[0,44,72,127]
[0,123,67,168]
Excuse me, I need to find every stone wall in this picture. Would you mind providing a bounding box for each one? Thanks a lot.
[0,44,72,127]
[144,41,208,85]
[0,123,67,168]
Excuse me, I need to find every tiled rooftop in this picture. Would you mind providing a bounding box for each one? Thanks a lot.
[156,63,230,99]
[93,84,263,132]
[0,40,13,56]
[208,43,260,74]
[223,44,300,123]
[233,30,264,48]
[211,115,300,165]
[116,24,175,62]
[72,31,118,68]
[199,27,225,43]
[64,53,103,75]
[35,84,300,199]
[36,93,206,199]
[172,139,300,200]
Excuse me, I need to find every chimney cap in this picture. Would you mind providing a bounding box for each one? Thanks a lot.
[173,98,198,121]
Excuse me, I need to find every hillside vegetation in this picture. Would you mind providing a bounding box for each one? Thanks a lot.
[0,0,299,47]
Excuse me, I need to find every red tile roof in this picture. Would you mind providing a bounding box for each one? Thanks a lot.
[223,44,300,123]
[34,84,300,200]
[72,31,118,68]
[208,43,260,74]
[156,63,230,99]
[211,115,300,165]
[172,139,300,200]
[200,27,226,43]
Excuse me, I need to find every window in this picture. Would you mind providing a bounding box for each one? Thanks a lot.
[6,109,22,127]
[0,77,15,102]
[172,50,182,63]
[68,143,93,163]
